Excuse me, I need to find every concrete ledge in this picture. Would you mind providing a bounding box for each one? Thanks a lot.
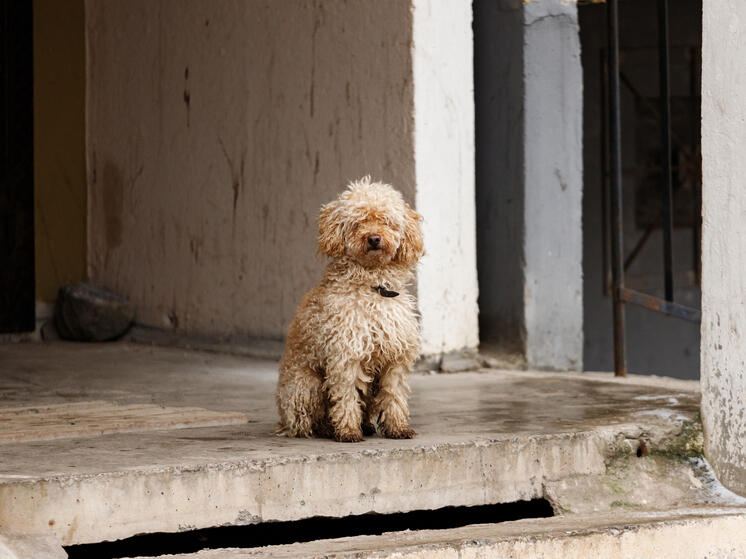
[0,343,701,546]
[0,429,611,545]
[0,533,66,559]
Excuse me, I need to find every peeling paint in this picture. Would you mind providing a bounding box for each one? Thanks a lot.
[101,161,123,251]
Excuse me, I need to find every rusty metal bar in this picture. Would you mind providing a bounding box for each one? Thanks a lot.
[607,0,627,377]
[690,45,701,287]
[624,223,656,272]
[658,0,674,302]
[618,287,701,323]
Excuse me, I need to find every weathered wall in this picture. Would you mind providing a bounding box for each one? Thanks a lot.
[474,0,583,370]
[700,0,746,495]
[413,0,479,355]
[86,0,415,340]
[34,0,86,302]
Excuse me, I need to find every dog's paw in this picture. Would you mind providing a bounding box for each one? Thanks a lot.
[361,422,377,436]
[276,425,312,438]
[314,422,336,439]
[382,426,416,439]
[334,429,364,443]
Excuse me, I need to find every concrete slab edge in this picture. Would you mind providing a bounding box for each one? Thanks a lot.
[0,431,616,545]
[0,533,67,559]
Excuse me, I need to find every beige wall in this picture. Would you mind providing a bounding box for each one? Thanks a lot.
[34,0,87,302]
[86,0,415,340]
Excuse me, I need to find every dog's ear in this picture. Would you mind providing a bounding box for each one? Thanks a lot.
[318,200,346,258]
[394,205,424,266]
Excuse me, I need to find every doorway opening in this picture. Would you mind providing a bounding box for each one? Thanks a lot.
[0,0,35,334]
[580,0,703,379]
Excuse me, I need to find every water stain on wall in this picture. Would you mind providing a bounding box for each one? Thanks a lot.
[101,161,124,250]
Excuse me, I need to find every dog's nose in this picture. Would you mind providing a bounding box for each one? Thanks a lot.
[367,234,381,249]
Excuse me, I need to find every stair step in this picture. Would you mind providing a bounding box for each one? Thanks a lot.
[117,508,746,559]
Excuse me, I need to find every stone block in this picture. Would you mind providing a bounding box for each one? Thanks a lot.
[55,283,134,341]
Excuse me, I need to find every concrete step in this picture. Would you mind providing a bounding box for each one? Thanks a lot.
[0,533,66,559]
[118,507,746,559]
[0,343,709,548]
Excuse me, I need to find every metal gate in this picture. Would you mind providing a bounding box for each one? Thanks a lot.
[604,0,702,376]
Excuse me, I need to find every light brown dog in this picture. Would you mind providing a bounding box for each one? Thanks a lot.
[276,177,424,442]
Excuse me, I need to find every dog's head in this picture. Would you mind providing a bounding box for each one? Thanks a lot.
[318,177,424,268]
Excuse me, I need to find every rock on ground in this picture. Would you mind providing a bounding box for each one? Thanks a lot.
[55,282,134,342]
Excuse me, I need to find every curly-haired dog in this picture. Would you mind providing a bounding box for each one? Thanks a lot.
[276,177,424,442]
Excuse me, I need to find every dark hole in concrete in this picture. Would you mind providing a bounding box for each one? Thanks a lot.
[637,438,649,457]
[65,499,554,558]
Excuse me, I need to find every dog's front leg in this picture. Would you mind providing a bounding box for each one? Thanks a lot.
[324,361,365,442]
[375,363,416,439]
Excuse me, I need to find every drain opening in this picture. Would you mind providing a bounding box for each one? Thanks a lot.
[65,499,553,559]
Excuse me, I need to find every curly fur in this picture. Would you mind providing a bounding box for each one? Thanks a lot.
[276,177,424,442]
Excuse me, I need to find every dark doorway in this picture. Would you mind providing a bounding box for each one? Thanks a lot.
[580,0,702,379]
[473,0,526,358]
[0,0,35,333]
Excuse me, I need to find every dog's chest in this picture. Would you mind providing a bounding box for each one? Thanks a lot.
[365,292,413,337]
[321,288,418,362]
[363,296,417,360]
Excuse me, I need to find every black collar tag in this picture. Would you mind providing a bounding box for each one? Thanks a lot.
[373,285,399,298]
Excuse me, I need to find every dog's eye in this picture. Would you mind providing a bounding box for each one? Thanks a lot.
[382,217,398,229]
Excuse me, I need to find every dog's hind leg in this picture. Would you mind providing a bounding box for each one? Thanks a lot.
[276,366,325,438]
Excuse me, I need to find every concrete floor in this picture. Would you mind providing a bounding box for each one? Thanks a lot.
[0,342,741,557]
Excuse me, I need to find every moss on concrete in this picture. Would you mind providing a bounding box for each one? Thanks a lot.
[610,500,642,509]
[651,414,704,460]
[602,477,626,495]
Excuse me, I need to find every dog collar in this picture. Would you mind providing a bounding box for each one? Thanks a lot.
[372,285,399,298]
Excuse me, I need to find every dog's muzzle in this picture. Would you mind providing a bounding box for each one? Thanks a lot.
[367,234,382,250]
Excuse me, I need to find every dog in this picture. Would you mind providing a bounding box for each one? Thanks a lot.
[276,177,424,442]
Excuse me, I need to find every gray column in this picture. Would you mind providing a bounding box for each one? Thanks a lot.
[475,0,583,370]
[701,0,746,496]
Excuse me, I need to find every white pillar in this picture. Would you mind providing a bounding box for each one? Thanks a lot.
[701,0,746,496]
[412,0,479,356]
